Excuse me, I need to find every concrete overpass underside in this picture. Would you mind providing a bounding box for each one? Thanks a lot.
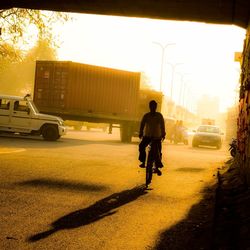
[1,0,250,28]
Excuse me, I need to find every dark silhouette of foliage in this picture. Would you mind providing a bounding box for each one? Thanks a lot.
[0,8,70,95]
[0,8,69,60]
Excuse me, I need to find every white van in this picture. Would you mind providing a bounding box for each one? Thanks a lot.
[0,94,67,141]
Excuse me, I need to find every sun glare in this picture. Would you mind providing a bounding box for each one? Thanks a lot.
[55,13,246,112]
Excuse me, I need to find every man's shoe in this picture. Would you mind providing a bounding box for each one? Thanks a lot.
[157,163,164,168]
[154,168,162,176]
[139,163,145,168]
[156,169,162,176]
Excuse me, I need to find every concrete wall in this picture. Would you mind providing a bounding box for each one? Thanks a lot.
[238,21,250,184]
[226,106,238,141]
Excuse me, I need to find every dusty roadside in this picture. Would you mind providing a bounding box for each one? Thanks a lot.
[155,183,216,250]
[213,158,250,250]
[155,158,250,250]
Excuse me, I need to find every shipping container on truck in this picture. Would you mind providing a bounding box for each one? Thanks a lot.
[33,60,163,142]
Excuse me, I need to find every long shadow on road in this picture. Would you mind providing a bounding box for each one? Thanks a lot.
[17,178,109,192]
[154,183,216,250]
[28,185,147,242]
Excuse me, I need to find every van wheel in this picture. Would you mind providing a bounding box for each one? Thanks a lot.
[42,125,59,141]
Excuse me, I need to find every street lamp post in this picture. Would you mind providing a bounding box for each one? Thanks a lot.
[167,62,184,99]
[177,73,189,106]
[182,82,187,107]
[153,42,175,91]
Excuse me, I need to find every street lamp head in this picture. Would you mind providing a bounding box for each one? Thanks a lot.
[152,42,177,92]
[152,41,176,49]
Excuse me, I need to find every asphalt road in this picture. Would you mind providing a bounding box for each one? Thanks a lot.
[0,129,230,250]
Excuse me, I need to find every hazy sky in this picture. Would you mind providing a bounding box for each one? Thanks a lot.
[55,13,246,112]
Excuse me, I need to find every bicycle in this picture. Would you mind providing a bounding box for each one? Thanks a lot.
[145,139,162,188]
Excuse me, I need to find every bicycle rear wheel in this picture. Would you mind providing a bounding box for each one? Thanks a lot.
[146,162,153,188]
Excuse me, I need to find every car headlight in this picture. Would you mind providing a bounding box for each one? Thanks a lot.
[58,119,64,126]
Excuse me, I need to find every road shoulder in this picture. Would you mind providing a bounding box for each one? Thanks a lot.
[213,158,250,249]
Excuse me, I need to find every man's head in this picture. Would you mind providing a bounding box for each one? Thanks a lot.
[149,100,157,112]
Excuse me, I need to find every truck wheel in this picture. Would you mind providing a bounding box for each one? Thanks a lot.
[120,124,132,143]
[42,125,59,141]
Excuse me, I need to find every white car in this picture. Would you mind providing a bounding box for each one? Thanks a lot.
[192,125,223,149]
[0,94,67,141]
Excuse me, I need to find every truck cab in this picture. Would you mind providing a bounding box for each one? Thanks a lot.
[0,94,67,141]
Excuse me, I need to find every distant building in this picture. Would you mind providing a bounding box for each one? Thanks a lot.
[197,95,220,121]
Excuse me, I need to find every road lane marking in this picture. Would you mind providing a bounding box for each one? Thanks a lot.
[0,148,26,154]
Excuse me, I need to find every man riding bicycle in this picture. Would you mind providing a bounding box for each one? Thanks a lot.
[138,100,166,175]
